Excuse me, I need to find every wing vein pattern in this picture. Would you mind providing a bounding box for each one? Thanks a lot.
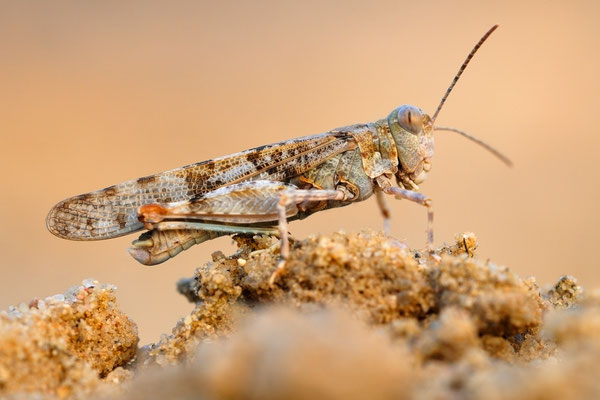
[47,132,353,240]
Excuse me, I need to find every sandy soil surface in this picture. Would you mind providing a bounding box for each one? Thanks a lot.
[2,231,599,399]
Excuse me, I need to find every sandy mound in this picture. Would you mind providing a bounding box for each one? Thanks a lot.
[2,231,599,399]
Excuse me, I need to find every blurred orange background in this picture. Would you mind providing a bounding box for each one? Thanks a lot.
[1,1,599,344]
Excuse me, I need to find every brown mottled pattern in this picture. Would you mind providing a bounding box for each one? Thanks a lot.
[335,149,361,184]
[302,155,341,191]
[347,148,375,201]
[115,213,127,229]
[47,132,353,240]
[350,122,399,179]
[137,175,157,186]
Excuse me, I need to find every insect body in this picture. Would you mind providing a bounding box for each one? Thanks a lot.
[47,26,509,281]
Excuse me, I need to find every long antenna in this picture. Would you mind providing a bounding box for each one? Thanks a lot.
[431,25,498,124]
[434,126,513,167]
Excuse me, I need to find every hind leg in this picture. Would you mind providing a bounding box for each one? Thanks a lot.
[269,189,347,285]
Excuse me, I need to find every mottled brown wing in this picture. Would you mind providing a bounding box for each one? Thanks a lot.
[47,130,356,240]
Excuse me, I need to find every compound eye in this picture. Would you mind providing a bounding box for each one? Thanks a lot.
[397,106,424,134]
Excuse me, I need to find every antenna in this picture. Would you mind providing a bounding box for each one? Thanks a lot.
[434,126,512,167]
[431,25,498,124]
[430,25,510,168]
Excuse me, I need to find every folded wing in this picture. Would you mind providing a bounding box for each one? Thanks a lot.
[47,131,355,240]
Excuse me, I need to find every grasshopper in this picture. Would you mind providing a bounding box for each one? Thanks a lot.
[47,25,510,283]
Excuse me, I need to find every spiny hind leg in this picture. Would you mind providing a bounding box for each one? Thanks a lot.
[133,180,303,266]
[269,189,347,286]
[129,229,223,265]
[129,224,279,265]
[134,180,346,280]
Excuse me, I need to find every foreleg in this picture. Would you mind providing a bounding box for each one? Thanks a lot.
[381,186,433,252]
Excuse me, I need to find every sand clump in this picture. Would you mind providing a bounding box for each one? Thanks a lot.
[143,231,547,365]
[0,281,138,399]
[2,231,600,399]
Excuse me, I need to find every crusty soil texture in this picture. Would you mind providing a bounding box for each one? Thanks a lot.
[3,231,599,399]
